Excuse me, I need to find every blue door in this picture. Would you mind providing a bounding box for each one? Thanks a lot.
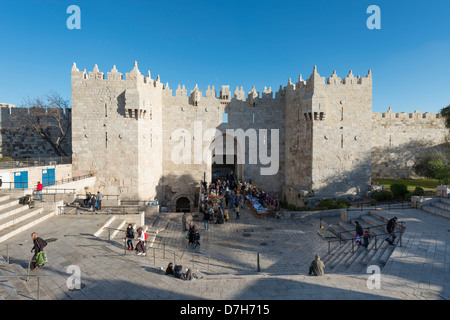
[42,168,55,187]
[14,171,28,189]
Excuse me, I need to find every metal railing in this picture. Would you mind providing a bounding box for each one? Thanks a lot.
[0,181,28,190]
[75,205,143,215]
[0,246,54,300]
[349,201,413,211]
[103,227,212,272]
[0,274,52,300]
[326,224,406,254]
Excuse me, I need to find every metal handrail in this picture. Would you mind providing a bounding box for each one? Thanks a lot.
[0,181,28,190]
[326,228,405,254]
[349,201,413,211]
[0,243,24,264]
[102,228,211,271]
[0,274,53,300]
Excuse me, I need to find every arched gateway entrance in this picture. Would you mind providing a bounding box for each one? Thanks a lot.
[210,134,244,182]
[175,196,191,212]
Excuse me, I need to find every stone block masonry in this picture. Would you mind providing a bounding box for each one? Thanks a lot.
[48,62,447,207]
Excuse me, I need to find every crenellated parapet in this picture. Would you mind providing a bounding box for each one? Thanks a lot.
[71,61,166,91]
[372,107,443,120]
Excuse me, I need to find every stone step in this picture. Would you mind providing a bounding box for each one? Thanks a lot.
[0,262,34,300]
[334,242,364,272]
[0,199,19,212]
[0,207,44,233]
[360,214,387,233]
[324,234,355,266]
[361,234,391,266]
[0,195,11,203]
[329,242,354,269]
[327,223,347,240]
[96,217,125,240]
[2,261,53,300]
[431,201,450,211]
[0,203,32,222]
[422,205,450,219]
[338,221,356,239]
[333,245,367,273]
[364,237,392,267]
[0,210,55,243]
[439,198,450,205]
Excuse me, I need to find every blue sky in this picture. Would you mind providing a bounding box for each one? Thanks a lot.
[0,0,449,113]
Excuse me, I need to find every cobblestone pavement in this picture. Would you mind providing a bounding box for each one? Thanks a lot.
[0,205,449,301]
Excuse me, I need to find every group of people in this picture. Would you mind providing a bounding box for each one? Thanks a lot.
[355,216,399,249]
[125,224,147,256]
[164,262,198,281]
[83,191,103,211]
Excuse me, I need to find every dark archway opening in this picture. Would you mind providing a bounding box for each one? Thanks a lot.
[176,197,191,213]
[212,154,237,181]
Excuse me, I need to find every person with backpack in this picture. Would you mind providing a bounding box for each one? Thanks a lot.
[125,224,135,250]
[386,217,398,245]
[136,227,147,256]
[193,230,201,249]
[30,232,47,271]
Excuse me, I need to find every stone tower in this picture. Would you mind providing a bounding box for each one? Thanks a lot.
[283,67,373,203]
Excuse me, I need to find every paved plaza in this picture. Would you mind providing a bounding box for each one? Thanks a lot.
[0,204,449,301]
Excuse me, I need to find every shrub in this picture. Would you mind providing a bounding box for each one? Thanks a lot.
[405,192,414,200]
[390,183,408,198]
[315,199,350,210]
[413,187,424,196]
[371,190,393,201]
[287,204,297,211]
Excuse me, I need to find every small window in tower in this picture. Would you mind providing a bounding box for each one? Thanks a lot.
[222,113,228,123]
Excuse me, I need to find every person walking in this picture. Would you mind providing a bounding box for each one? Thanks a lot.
[125,224,135,250]
[355,221,363,245]
[386,217,398,245]
[182,212,188,232]
[36,181,43,201]
[136,227,146,256]
[96,191,103,210]
[203,208,210,231]
[235,203,240,220]
[193,230,201,249]
[30,232,47,271]
[362,227,372,249]
[308,255,325,276]
[188,222,196,245]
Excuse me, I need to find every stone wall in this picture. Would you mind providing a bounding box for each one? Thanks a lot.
[0,105,72,159]
[371,108,447,179]
[283,68,373,206]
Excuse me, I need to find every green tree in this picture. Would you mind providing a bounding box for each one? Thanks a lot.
[429,158,450,185]
[413,150,448,178]
[440,104,450,129]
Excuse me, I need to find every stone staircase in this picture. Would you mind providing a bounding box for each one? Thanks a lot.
[0,194,56,243]
[0,258,56,300]
[323,210,405,274]
[93,212,168,247]
[421,198,450,219]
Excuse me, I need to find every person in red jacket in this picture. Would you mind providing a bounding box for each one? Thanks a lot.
[36,181,43,201]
